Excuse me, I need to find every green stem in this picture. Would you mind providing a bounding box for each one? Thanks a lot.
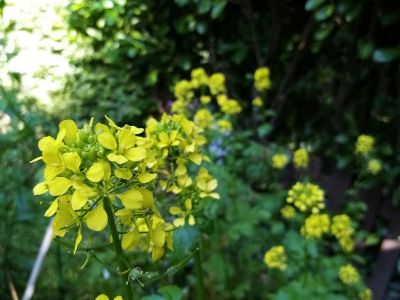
[103,197,133,300]
[193,245,206,300]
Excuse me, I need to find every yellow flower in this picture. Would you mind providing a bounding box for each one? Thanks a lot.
[293,148,309,169]
[252,96,263,107]
[338,264,359,285]
[220,99,242,115]
[280,205,295,219]
[254,67,271,92]
[217,119,232,133]
[301,213,330,239]
[191,67,208,88]
[264,245,287,270]
[174,79,194,101]
[272,154,289,169]
[200,95,211,104]
[169,199,195,227]
[331,214,354,252]
[208,73,226,95]
[287,182,325,213]
[359,288,373,300]
[196,168,219,199]
[355,135,374,155]
[367,159,382,174]
[194,108,214,129]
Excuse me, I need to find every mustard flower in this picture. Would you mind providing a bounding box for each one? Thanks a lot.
[174,79,194,101]
[287,182,325,213]
[169,198,195,227]
[194,108,214,129]
[191,67,209,88]
[95,295,123,300]
[293,148,309,169]
[339,264,359,285]
[355,135,374,155]
[217,119,232,133]
[254,67,271,92]
[367,159,382,174]
[220,99,242,115]
[252,96,263,107]
[280,205,295,219]
[301,213,330,239]
[264,245,287,271]
[331,214,354,252]
[200,95,211,105]
[272,154,289,169]
[359,288,373,300]
[208,73,226,95]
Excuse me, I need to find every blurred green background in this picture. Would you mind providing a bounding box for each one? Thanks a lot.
[1,0,400,299]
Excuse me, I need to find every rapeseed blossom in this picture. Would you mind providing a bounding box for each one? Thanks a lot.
[208,73,226,95]
[331,214,354,252]
[254,67,271,92]
[95,295,123,300]
[252,96,263,107]
[301,213,330,239]
[355,135,374,155]
[367,159,382,174]
[286,182,325,213]
[293,148,309,169]
[359,288,373,300]
[280,205,295,219]
[339,264,359,285]
[33,114,218,261]
[264,245,287,270]
[272,154,289,169]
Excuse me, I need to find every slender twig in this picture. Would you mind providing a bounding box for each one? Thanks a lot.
[103,197,133,300]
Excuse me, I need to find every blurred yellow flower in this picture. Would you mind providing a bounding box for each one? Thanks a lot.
[252,96,263,107]
[355,134,374,155]
[272,154,289,169]
[264,245,287,270]
[301,213,330,239]
[339,264,359,285]
[367,159,382,174]
[254,67,271,92]
[287,182,325,213]
[293,148,309,169]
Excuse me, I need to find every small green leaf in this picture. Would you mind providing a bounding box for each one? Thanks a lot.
[372,48,400,63]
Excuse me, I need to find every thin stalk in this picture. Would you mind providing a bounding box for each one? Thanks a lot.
[193,245,206,300]
[103,197,133,300]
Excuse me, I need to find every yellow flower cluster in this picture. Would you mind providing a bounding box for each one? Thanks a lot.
[32,114,218,261]
[293,148,309,169]
[252,96,263,107]
[264,245,287,270]
[339,264,359,285]
[286,182,325,213]
[301,213,330,239]
[331,214,354,252]
[272,154,289,169]
[355,135,374,155]
[359,288,373,300]
[171,68,242,134]
[280,205,295,219]
[367,159,382,174]
[254,67,271,92]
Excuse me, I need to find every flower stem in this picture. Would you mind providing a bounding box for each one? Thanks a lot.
[193,245,206,300]
[103,197,133,300]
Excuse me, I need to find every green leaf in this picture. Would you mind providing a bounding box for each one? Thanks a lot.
[159,285,183,300]
[211,1,227,19]
[305,0,325,11]
[314,4,335,21]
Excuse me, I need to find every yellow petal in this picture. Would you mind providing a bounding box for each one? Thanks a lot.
[107,153,128,164]
[86,162,104,182]
[185,199,192,210]
[189,153,202,165]
[152,246,164,262]
[151,225,166,247]
[114,168,133,180]
[124,147,146,162]
[44,165,64,181]
[44,199,58,217]
[130,126,144,134]
[73,228,82,254]
[121,230,139,250]
[169,206,182,215]
[48,177,72,196]
[175,164,187,176]
[173,218,185,227]
[33,182,48,195]
[95,295,109,300]
[30,156,42,163]
[118,128,136,150]
[98,132,117,150]
[138,172,157,183]
[42,151,61,165]
[101,161,111,181]
[118,189,143,209]
[105,115,119,128]
[139,188,155,209]
[62,152,81,173]
[207,179,218,191]
[188,214,195,225]
[86,202,108,231]
[71,189,89,210]
[114,296,123,300]
[59,120,78,142]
